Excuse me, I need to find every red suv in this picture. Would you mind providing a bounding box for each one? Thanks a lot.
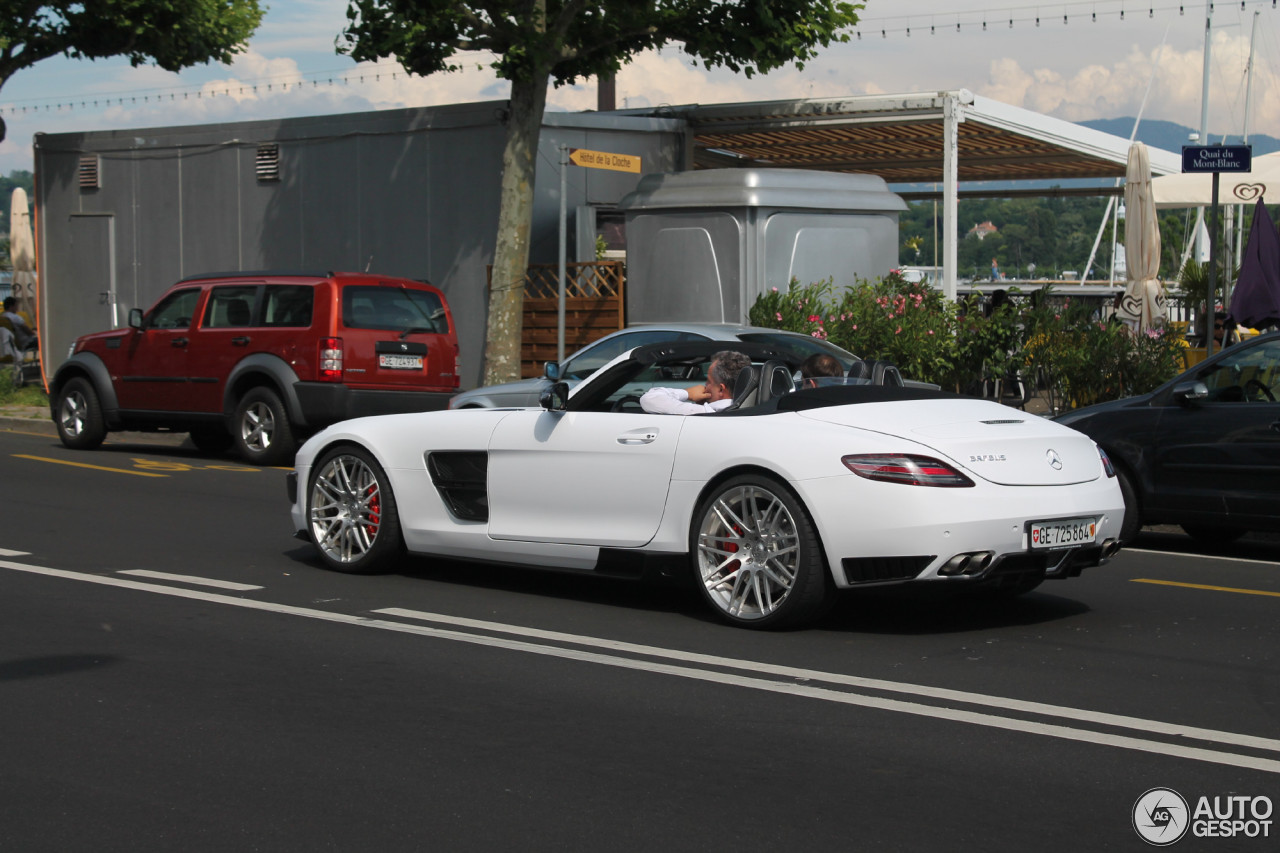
[50,271,460,465]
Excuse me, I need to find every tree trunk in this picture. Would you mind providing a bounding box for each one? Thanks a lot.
[482,73,549,385]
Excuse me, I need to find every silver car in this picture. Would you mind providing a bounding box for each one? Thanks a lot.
[449,323,865,408]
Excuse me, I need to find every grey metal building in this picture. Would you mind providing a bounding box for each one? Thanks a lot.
[34,101,682,386]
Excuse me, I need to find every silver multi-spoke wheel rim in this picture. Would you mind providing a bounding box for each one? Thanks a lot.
[309,454,383,564]
[59,391,88,437]
[696,484,800,621]
[240,401,275,452]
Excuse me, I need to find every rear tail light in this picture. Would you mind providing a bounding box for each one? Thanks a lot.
[1098,447,1116,478]
[319,337,343,381]
[842,454,975,488]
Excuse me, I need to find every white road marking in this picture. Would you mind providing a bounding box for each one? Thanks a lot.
[117,569,264,591]
[0,548,31,557]
[1125,547,1280,568]
[373,607,1280,754]
[2,558,1278,775]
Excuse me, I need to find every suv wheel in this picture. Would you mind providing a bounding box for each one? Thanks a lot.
[55,377,107,450]
[233,387,295,466]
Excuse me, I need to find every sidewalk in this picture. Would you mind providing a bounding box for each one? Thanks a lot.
[0,404,54,436]
[0,404,189,446]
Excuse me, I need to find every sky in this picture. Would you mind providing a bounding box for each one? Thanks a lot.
[0,0,1277,177]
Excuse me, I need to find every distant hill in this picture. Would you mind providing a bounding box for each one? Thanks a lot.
[1080,117,1279,156]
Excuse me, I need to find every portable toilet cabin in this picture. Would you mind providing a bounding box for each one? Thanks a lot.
[619,168,906,324]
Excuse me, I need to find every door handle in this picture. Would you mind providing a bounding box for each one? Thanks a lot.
[1271,420,1280,434]
[171,337,187,347]
[617,430,658,445]
[231,336,250,346]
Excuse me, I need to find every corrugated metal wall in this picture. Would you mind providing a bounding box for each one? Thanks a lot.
[35,102,682,387]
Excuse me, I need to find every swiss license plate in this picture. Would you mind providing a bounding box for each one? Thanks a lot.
[378,354,423,370]
[1029,517,1098,550]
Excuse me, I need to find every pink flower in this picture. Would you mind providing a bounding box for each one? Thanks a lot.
[927,330,934,335]
[808,314,822,324]
[852,324,858,331]
[895,326,902,334]
[776,312,783,321]
[771,287,778,293]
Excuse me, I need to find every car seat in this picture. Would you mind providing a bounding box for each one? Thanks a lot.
[756,359,795,405]
[225,298,251,326]
[847,358,903,386]
[721,364,761,411]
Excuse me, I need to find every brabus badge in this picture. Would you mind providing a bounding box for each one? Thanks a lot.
[968,454,1006,463]
[1046,449,1063,470]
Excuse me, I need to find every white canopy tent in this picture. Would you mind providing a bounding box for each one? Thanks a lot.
[1152,151,1280,208]
[628,90,1183,298]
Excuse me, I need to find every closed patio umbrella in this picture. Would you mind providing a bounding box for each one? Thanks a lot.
[1115,142,1165,332]
[9,187,36,318]
[1228,199,1280,332]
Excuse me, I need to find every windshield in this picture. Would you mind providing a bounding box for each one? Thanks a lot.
[735,332,858,370]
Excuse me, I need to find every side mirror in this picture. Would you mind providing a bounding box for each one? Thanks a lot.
[1172,380,1209,406]
[539,381,570,411]
[543,362,561,381]
[128,308,144,329]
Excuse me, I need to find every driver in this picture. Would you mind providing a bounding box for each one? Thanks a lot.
[640,350,750,414]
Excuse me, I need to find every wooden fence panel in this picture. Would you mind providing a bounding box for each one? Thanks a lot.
[517,262,624,377]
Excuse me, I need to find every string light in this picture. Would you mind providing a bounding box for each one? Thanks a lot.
[0,2,1276,117]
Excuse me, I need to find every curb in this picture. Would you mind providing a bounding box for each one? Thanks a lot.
[0,414,55,437]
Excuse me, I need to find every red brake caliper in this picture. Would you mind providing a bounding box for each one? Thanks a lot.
[366,486,380,537]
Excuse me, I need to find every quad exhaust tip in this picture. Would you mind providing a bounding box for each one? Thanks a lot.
[939,551,995,576]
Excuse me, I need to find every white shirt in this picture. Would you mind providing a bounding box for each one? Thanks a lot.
[639,387,733,415]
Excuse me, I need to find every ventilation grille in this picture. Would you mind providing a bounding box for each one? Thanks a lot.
[78,155,100,190]
[256,143,280,182]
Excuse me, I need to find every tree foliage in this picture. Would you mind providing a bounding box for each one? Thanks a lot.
[0,0,266,142]
[339,0,864,384]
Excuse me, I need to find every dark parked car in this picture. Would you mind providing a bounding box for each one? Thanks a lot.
[1055,330,1280,543]
[50,271,459,465]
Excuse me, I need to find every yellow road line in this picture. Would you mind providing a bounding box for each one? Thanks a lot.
[12,454,169,477]
[1133,578,1280,598]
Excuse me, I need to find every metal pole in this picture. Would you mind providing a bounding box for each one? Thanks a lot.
[557,144,568,363]
[1206,171,1220,359]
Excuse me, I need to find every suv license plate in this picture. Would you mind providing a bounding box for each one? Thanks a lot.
[1029,517,1097,550]
[379,354,423,370]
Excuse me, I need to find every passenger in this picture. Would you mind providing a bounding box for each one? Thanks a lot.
[798,353,844,387]
[639,350,750,414]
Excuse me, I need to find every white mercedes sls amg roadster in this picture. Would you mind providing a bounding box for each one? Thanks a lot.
[288,341,1125,629]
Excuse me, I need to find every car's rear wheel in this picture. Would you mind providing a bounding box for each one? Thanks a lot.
[55,377,107,450]
[1181,524,1247,543]
[189,426,233,454]
[233,386,295,466]
[1116,468,1142,545]
[691,474,833,629]
[307,446,403,573]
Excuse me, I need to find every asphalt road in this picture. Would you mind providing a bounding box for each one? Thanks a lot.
[1,425,1278,852]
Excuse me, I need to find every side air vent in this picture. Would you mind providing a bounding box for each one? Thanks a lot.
[426,451,488,522]
[78,155,100,190]
[256,143,280,182]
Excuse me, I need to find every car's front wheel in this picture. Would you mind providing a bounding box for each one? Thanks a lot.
[691,474,833,629]
[307,446,403,573]
[233,386,295,466]
[55,377,107,450]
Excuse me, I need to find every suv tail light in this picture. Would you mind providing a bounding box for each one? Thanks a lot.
[319,337,343,381]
